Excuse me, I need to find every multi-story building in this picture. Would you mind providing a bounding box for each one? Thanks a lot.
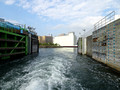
[38,36,53,44]
[53,32,77,46]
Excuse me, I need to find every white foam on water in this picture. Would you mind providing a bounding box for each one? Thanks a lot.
[47,59,68,89]
[0,48,79,90]
[1,48,120,90]
[20,79,48,90]
[18,55,72,90]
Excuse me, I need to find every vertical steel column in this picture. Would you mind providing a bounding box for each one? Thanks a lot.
[25,35,28,55]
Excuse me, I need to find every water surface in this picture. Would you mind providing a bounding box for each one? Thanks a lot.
[0,48,120,90]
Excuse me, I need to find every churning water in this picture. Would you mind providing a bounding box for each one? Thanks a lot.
[0,48,120,90]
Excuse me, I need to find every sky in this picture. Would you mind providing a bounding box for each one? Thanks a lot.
[0,0,120,37]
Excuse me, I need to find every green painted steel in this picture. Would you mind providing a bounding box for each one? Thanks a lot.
[0,28,27,60]
[0,29,24,37]
[10,36,25,54]
[25,36,28,55]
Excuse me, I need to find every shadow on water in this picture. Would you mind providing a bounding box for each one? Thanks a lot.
[70,54,120,90]
[0,53,39,78]
[76,54,120,76]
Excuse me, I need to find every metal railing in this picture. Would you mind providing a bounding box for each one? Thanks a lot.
[94,11,115,31]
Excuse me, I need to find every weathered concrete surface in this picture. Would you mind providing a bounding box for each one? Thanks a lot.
[86,35,92,57]
[77,37,82,54]
[82,37,86,55]
[77,36,91,55]
[92,18,120,72]
[77,19,120,72]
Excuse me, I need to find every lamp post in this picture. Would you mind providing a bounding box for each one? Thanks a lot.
[83,29,86,37]
[79,32,81,37]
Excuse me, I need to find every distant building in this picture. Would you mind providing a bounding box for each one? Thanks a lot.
[38,36,53,44]
[115,15,120,20]
[53,32,77,46]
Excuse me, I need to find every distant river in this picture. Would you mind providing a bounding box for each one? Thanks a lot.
[0,48,120,90]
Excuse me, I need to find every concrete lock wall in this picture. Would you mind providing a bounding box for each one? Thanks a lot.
[77,18,120,72]
[92,18,120,71]
[86,35,92,57]
[31,35,39,53]
[82,37,86,55]
[77,36,92,56]
[77,38,82,54]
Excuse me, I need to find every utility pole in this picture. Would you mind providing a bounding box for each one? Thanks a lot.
[83,29,86,37]
[79,32,81,37]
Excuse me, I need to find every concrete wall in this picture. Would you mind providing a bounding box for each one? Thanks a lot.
[77,38,82,54]
[77,36,92,55]
[77,18,120,72]
[53,32,76,46]
[92,18,120,71]
[86,35,92,56]
[82,37,86,55]
[31,35,39,53]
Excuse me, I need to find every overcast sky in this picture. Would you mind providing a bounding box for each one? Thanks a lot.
[0,0,120,37]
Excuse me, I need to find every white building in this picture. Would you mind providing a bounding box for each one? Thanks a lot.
[53,32,77,46]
